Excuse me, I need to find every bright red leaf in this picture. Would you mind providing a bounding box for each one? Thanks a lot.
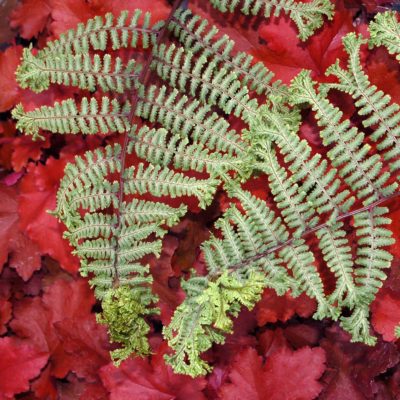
[9,0,51,39]
[0,337,48,399]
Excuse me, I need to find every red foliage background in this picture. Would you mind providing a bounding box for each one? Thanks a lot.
[0,0,400,399]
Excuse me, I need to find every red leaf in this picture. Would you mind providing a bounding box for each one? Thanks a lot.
[11,135,50,172]
[49,0,170,37]
[0,337,48,399]
[0,184,41,280]
[0,298,12,335]
[371,288,400,341]
[18,159,80,272]
[253,3,356,83]
[320,325,400,399]
[255,289,316,326]
[52,316,110,380]
[0,46,23,112]
[100,343,207,400]
[219,346,326,400]
[9,0,51,39]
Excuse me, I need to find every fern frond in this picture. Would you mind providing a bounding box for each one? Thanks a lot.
[326,33,400,171]
[123,163,218,209]
[121,198,187,226]
[315,223,357,308]
[169,9,286,97]
[164,271,265,376]
[12,97,131,139]
[249,104,355,221]
[340,206,394,344]
[37,10,160,58]
[255,142,319,236]
[151,44,258,122]
[289,70,397,205]
[136,85,246,156]
[53,144,121,227]
[225,185,335,319]
[369,11,400,61]
[127,126,246,175]
[208,0,334,40]
[16,48,141,93]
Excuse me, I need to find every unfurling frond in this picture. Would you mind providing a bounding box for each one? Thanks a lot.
[369,11,400,61]
[208,0,334,40]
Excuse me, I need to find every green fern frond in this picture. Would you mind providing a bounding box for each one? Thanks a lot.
[255,142,319,236]
[12,97,131,139]
[16,48,141,93]
[136,85,246,156]
[37,9,160,59]
[340,206,394,345]
[123,163,218,209]
[315,223,357,308]
[164,271,265,376]
[169,9,286,97]
[53,144,121,227]
[289,70,397,205]
[208,0,334,41]
[127,125,246,175]
[249,104,355,221]
[151,44,258,122]
[369,11,400,61]
[395,325,400,338]
[325,33,400,171]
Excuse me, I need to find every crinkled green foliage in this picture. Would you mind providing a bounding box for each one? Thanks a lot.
[12,3,400,377]
[369,11,400,61]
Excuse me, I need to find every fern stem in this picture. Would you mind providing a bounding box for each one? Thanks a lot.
[226,190,400,272]
[111,0,187,286]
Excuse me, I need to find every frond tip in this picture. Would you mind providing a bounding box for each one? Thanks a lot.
[97,286,158,366]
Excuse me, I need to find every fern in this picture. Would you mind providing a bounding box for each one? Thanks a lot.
[151,43,259,121]
[325,32,400,171]
[12,97,131,139]
[12,3,400,377]
[17,48,141,93]
[369,11,400,61]
[208,0,334,40]
[168,9,286,98]
[37,10,160,58]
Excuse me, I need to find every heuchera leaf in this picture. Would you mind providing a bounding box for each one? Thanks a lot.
[0,46,23,112]
[100,343,207,400]
[0,184,41,280]
[0,337,48,399]
[371,288,400,341]
[9,0,51,39]
[18,159,80,272]
[219,346,326,400]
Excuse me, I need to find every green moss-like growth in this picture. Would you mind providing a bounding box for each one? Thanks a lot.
[97,286,156,366]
